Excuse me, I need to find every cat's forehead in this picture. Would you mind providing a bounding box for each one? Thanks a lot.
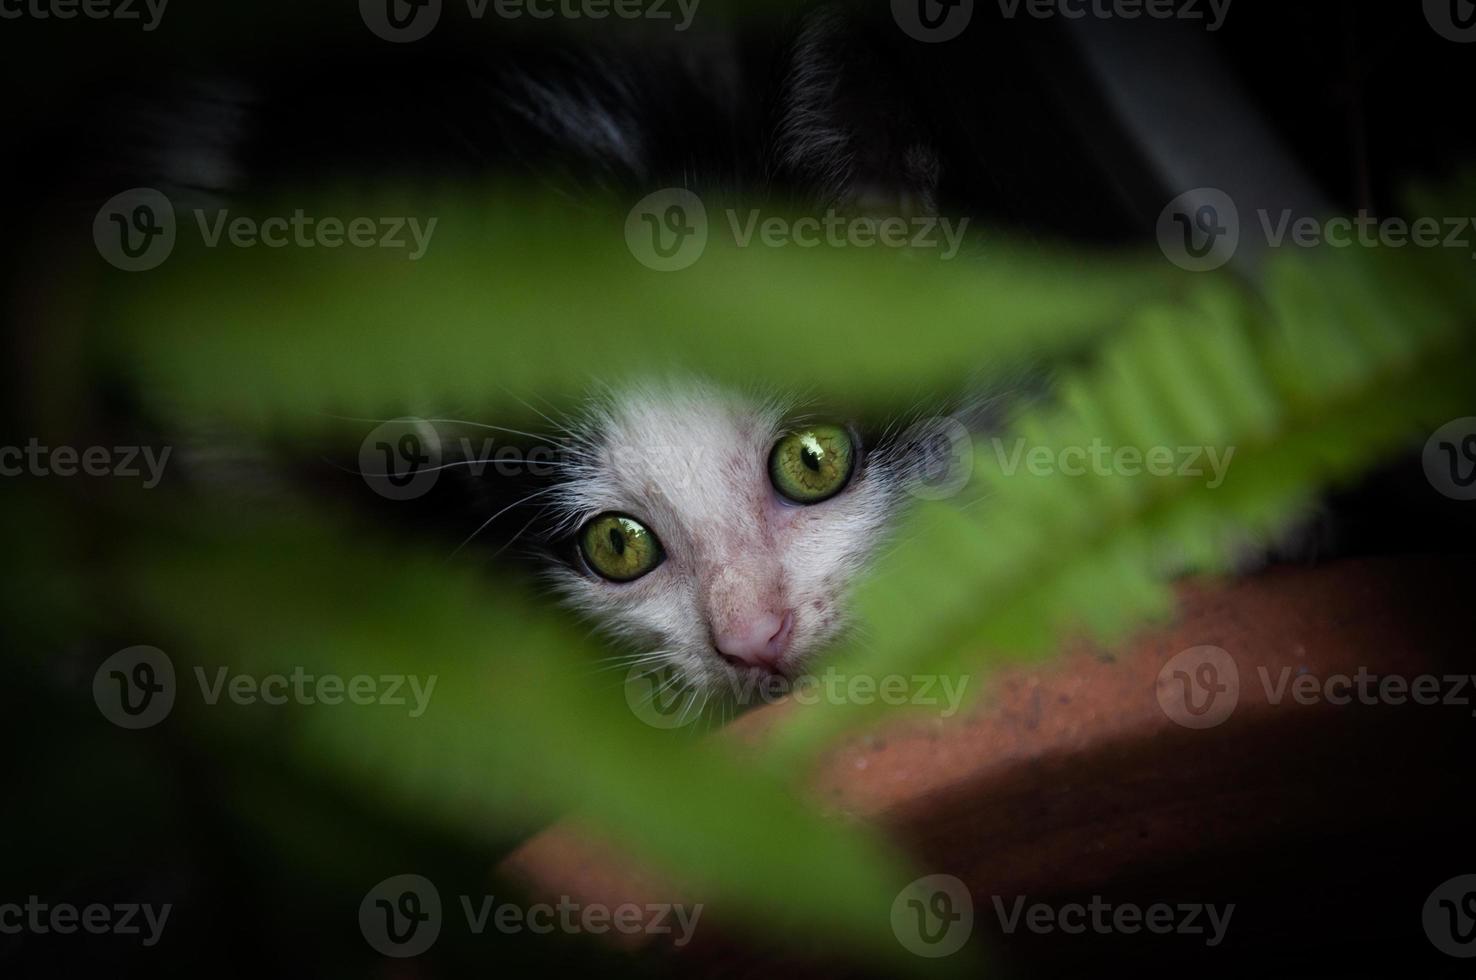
[601,387,780,480]
[602,386,780,456]
[581,385,787,534]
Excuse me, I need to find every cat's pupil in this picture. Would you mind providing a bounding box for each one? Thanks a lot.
[609,528,626,556]
[801,447,821,472]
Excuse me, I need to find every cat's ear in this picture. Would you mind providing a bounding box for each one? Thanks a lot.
[769,4,941,215]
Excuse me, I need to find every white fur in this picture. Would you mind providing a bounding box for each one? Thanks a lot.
[548,381,901,698]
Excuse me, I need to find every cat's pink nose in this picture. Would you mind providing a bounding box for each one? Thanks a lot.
[714,610,794,672]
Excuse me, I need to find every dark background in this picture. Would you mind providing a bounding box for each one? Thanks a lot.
[3,1,1474,976]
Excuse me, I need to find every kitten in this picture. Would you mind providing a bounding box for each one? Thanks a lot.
[533,381,964,703]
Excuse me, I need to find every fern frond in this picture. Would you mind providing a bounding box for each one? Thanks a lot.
[774,237,1475,757]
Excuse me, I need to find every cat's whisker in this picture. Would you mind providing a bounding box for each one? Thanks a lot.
[497,388,583,441]
[593,649,677,673]
[326,457,584,480]
[675,687,703,726]
[602,647,675,665]
[320,412,556,445]
[637,669,689,708]
[697,690,717,732]
[487,503,561,561]
[451,485,562,557]
[596,660,667,677]
[484,524,539,562]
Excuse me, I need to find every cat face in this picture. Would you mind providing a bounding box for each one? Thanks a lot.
[548,382,899,696]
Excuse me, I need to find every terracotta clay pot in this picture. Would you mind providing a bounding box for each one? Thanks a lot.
[498,557,1476,976]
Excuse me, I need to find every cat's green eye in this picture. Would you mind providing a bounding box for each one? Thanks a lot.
[579,513,665,583]
[769,424,856,504]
